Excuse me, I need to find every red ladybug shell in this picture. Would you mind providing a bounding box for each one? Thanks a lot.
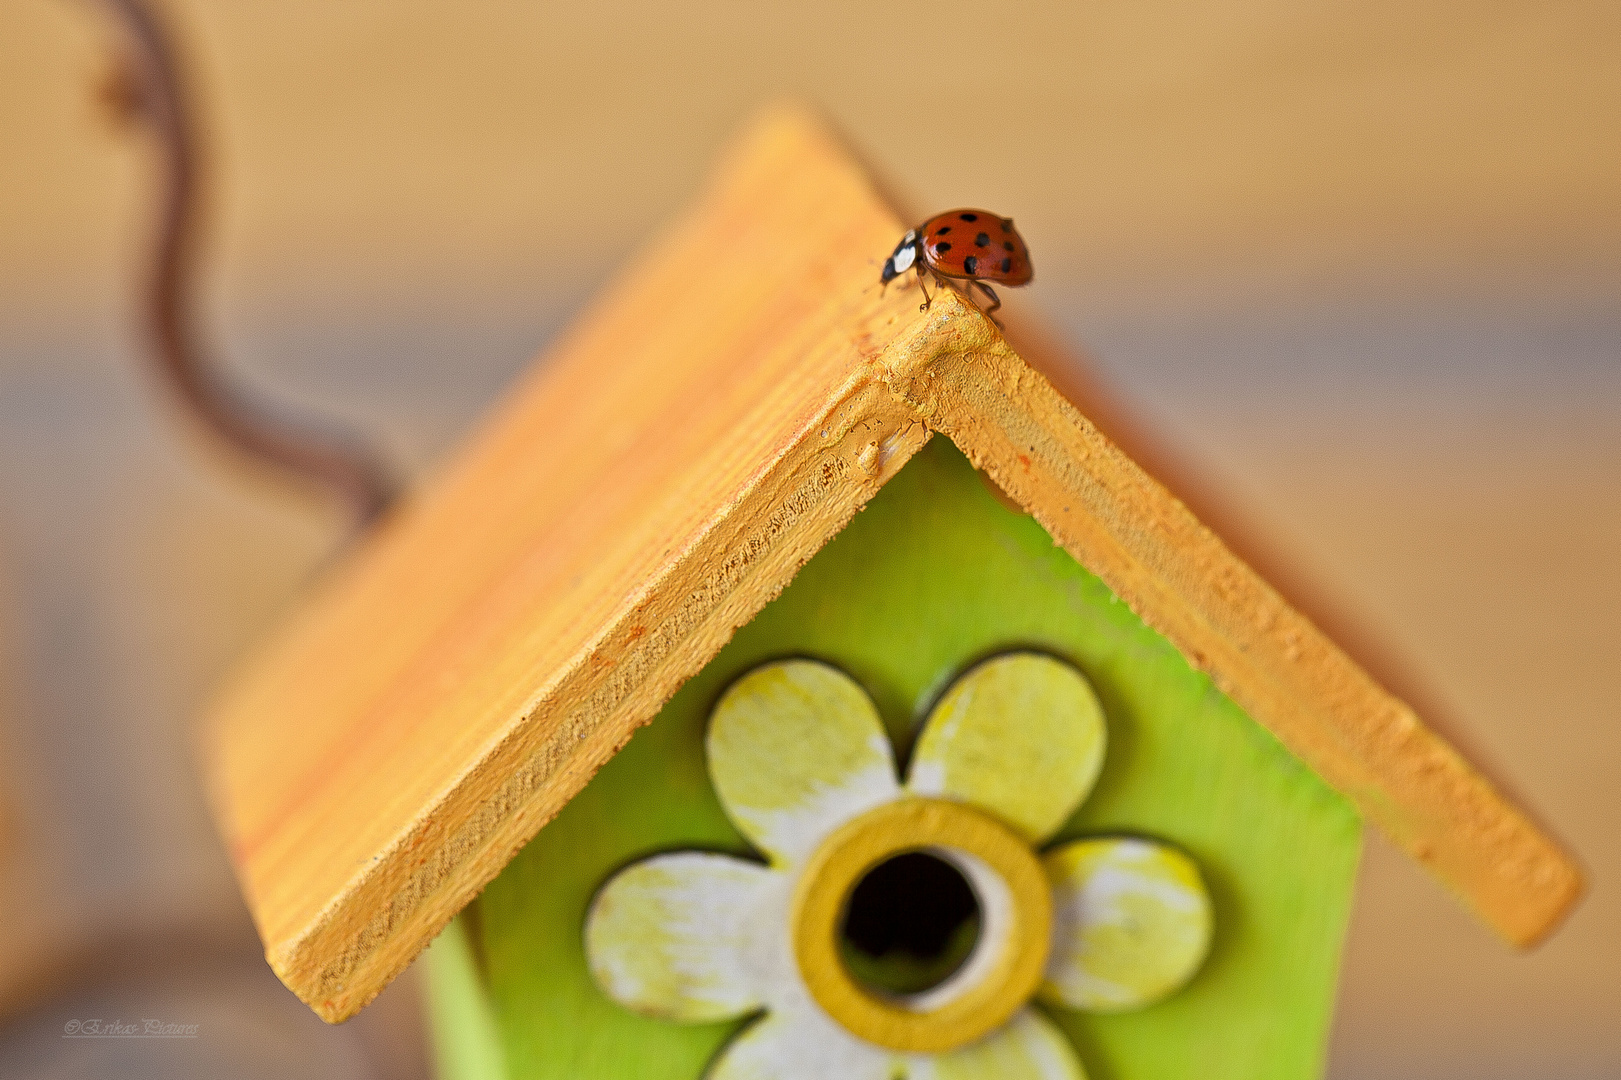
[916,209,1032,285]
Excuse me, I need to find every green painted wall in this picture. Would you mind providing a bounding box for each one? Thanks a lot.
[428,437,1362,1080]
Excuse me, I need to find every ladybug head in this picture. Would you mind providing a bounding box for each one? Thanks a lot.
[880,230,919,285]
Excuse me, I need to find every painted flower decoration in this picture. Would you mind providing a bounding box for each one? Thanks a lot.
[585,653,1212,1079]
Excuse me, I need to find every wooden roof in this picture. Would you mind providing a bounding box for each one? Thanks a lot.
[200,105,1582,1023]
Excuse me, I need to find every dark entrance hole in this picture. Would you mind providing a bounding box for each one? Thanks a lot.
[837,851,982,996]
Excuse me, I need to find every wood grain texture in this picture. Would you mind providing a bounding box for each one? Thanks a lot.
[200,103,1581,1022]
[872,314,1583,947]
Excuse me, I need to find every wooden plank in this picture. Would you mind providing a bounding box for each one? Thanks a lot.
[874,303,1584,947]
[200,103,1581,1023]
[202,105,938,1022]
[992,308,1559,851]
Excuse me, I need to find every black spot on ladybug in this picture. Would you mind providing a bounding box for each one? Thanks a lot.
[963,255,979,275]
[1001,218,1014,231]
[1001,257,1012,273]
[1003,241,1015,252]
[959,212,978,222]
[935,226,952,235]
[975,232,990,247]
[935,242,952,253]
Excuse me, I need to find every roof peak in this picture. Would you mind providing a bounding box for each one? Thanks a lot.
[201,103,1580,1023]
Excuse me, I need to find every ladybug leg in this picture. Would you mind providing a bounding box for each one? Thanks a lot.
[916,264,933,311]
[972,281,1002,317]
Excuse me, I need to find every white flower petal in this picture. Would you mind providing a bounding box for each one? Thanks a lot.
[707,1011,897,1080]
[908,1009,1087,1080]
[585,852,775,1022]
[1041,838,1213,1013]
[908,654,1105,844]
[708,660,900,867]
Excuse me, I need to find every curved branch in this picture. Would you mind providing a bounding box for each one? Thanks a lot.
[95,0,395,533]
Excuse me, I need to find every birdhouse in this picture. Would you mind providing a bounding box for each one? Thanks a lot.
[200,107,1582,1080]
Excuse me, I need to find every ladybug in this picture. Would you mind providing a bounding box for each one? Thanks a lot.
[880,209,1032,316]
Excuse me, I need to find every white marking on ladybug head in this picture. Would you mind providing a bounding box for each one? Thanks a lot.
[887,232,917,275]
[881,231,920,284]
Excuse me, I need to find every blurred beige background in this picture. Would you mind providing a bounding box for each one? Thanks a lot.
[1,1,1617,1078]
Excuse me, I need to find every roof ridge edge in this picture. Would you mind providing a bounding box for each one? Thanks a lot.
[871,308,1583,948]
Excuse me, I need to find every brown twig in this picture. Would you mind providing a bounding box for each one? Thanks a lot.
[93,0,395,533]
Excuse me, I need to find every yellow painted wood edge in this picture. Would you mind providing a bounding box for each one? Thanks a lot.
[260,379,932,1022]
[874,290,1584,948]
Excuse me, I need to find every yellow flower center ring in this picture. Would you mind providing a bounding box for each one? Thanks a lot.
[790,797,1052,1053]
